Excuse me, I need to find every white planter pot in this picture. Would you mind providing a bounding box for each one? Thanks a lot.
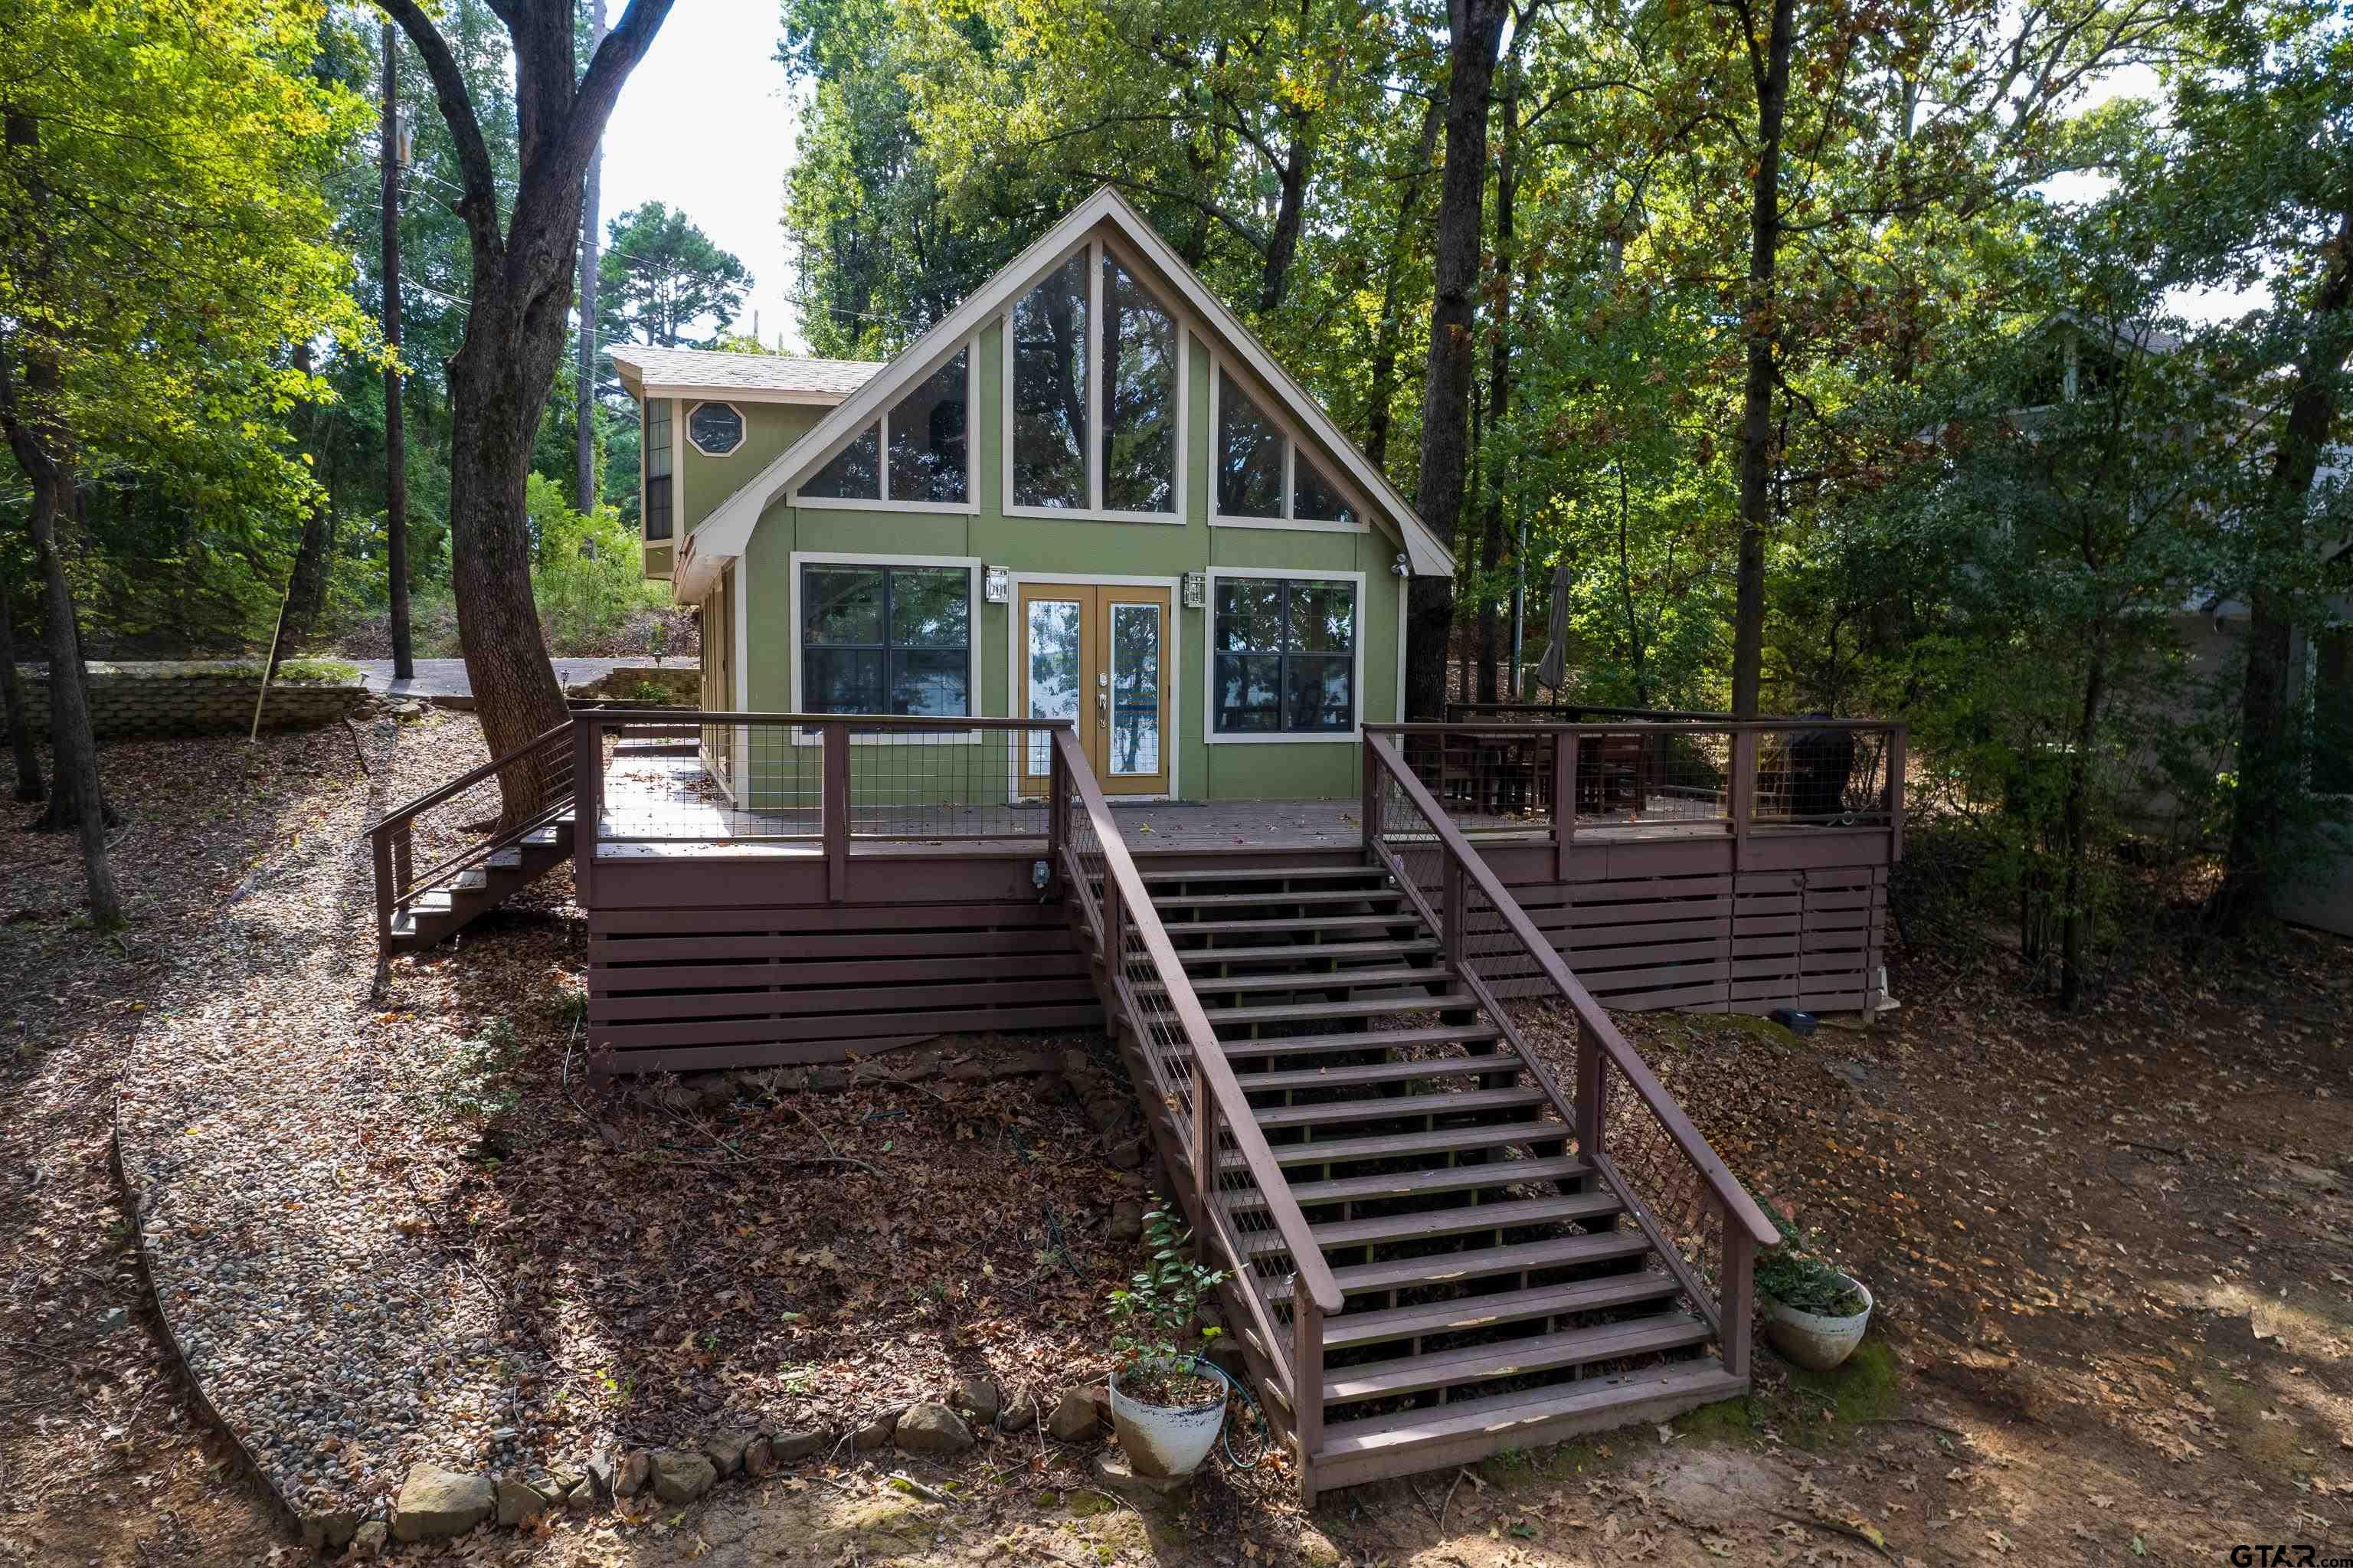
[1764,1274,1873,1372]
[1108,1359,1227,1478]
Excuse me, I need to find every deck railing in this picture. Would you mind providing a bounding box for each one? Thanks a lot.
[1050,727,1343,1453]
[1370,715,1905,875]
[1362,732,1779,1376]
[367,717,579,946]
[570,709,1074,902]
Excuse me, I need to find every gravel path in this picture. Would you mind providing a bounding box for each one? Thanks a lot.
[352,656,684,698]
[115,710,548,1524]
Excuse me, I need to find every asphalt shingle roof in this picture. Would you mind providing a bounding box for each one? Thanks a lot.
[604,344,883,398]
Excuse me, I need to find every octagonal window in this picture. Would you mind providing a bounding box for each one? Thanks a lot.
[688,402,745,457]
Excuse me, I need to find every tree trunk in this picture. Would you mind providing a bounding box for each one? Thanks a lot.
[9,408,120,923]
[2213,208,2353,934]
[575,0,608,514]
[382,21,414,681]
[2057,629,2108,1010]
[1406,0,1512,722]
[0,569,43,802]
[280,341,331,660]
[1727,0,1794,719]
[1258,114,1317,313]
[1474,65,1520,709]
[1363,100,1442,473]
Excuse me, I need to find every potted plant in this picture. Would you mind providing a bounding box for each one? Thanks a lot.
[1105,1206,1231,1478]
[1756,1212,1873,1371]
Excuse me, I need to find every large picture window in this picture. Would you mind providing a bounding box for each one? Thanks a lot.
[798,349,971,506]
[800,564,972,716]
[1212,576,1356,735]
[1214,365,1358,527]
[1008,240,1182,518]
[643,397,673,540]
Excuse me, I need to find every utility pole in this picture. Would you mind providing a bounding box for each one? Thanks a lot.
[381,21,414,680]
[574,0,608,516]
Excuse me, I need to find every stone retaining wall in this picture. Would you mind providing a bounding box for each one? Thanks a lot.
[11,662,367,738]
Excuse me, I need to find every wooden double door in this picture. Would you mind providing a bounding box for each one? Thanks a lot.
[1018,581,1172,797]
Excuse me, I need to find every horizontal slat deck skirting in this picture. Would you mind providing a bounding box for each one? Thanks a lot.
[587,893,1098,1071]
[1473,842,1889,1015]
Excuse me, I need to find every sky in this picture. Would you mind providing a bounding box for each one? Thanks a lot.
[597,5,809,352]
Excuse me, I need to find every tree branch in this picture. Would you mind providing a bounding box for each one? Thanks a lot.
[377,0,503,261]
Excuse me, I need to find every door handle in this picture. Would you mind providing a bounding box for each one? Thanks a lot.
[1097,692,1108,725]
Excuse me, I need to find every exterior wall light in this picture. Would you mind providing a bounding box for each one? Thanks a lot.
[983,565,1010,604]
[1183,571,1206,609]
[1391,552,1410,578]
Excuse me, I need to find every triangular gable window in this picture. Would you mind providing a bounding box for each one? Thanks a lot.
[1007,238,1183,518]
[1216,364,1359,526]
[799,348,971,506]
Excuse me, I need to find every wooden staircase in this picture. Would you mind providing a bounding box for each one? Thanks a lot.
[1137,859,1745,1491]
[385,814,573,950]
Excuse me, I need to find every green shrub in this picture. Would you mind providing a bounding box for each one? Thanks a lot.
[1754,1212,1866,1316]
[527,473,667,655]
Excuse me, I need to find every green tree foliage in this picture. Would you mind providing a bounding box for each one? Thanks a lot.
[597,201,754,349]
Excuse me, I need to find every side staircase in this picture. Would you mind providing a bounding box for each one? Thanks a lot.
[1052,729,1775,1501]
[369,717,582,952]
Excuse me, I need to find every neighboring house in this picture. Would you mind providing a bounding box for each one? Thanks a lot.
[607,186,1448,807]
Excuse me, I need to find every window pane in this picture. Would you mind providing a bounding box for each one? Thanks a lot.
[1109,601,1161,775]
[802,421,881,499]
[689,402,743,455]
[1011,254,1089,508]
[889,650,970,716]
[803,566,884,644]
[1213,579,1283,653]
[1287,581,1356,653]
[888,567,969,648]
[1291,455,1356,523]
[887,351,969,503]
[1216,368,1283,517]
[1102,257,1176,513]
[1213,653,1284,732]
[1284,653,1354,732]
[644,399,672,478]
[643,476,672,541]
[1026,597,1083,775]
[803,648,885,714]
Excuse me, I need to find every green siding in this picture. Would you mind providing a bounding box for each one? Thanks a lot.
[724,270,1409,804]
[679,401,825,535]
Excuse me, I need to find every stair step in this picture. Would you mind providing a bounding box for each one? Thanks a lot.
[1229,1118,1566,1171]
[489,849,523,869]
[412,890,454,912]
[455,869,489,891]
[522,825,562,847]
[1167,915,1423,938]
[1157,966,1440,997]
[1316,1364,1746,1462]
[1239,1054,1516,1093]
[1248,1192,1619,1257]
[1141,866,1388,886]
[1220,1026,1501,1059]
[1154,889,1409,911]
[1235,1154,1593,1211]
[1324,1272,1681,1351]
[1179,939,1438,969]
[1212,995,1470,1031]
[1301,1230,1655,1299]
[1253,1086,1545,1131]
[1324,1312,1714,1404]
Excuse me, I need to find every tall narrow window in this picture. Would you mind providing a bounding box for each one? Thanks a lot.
[1212,577,1356,735]
[1216,369,1283,519]
[2316,627,2352,795]
[643,398,673,540]
[802,421,882,500]
[887,350,969,503]
[1010,254,1088,508]
[1101,257,1176,512]
[801,564,971,716]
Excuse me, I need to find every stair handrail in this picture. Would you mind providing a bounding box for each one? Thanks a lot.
[1049,728,1342,1442]
[1363,732,1775,1370]
[366,716,579,945]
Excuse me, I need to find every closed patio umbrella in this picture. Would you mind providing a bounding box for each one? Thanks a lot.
[1532,561,1574,697]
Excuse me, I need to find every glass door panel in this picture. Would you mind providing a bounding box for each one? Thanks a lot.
[1016,583,1172,797]
[1101,592,1169,793]
[1021,589,1088,791]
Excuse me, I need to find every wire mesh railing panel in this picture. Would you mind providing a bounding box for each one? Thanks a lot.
[596,719,822,844]
[1595,1039,1727,1309]
[1749,724,1896,828]
[844,725,1046,840]
[1578,727,1732,826]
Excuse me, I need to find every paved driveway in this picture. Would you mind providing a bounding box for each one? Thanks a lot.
[351,656,687,699]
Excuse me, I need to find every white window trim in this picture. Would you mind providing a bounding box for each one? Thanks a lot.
[1203,566,1368,746]
[686,400,748,458]
[790,343,980,516]
[1003,572,1183,803]
[1207,355,1374,535]
[1000,234,1190,525]
[788,551,984,745]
